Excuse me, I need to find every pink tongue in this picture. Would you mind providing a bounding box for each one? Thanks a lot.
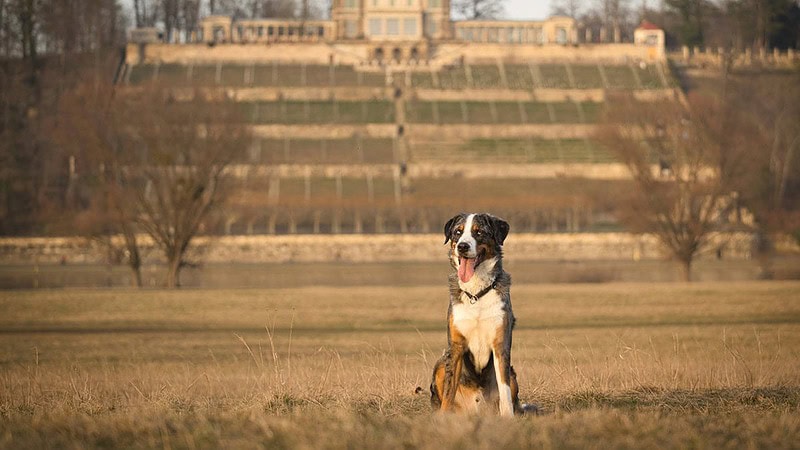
[458,257,476,283]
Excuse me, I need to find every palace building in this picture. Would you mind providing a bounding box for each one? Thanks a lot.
[198,2,579,47]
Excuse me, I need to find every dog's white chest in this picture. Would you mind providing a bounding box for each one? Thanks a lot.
[451,291,505,371]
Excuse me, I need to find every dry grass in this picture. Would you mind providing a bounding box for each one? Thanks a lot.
[1,281,800,448]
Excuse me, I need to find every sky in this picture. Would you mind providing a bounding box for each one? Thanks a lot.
[503,0,552,20]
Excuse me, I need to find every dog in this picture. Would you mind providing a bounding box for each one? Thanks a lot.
[429,212,523,416]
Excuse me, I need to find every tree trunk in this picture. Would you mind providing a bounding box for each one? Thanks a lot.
[127,248,142,288]
[754,229,774,280]
[680,258,692,282]
[121,228,142,287]
[166,255,181,288]
[129,264,143,287]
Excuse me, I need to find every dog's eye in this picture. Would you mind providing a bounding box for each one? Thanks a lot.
[475,230,482,236]
[454,229,462,236]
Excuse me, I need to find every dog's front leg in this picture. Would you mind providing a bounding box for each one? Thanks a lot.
[492,342,514,417]
[441,338,466,411]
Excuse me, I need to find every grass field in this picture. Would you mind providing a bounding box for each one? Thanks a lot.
[1,281,800,448]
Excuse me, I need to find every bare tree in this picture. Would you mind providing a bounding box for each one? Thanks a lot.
[162,0,179,42]
[38,0,124,54]
[601,0,632,42]
[182,0,201,41]
[53,83,250,288]
[732,71,800,251]
[551,0,583,18]
[133,0,159,27]
[132,91,249,287]
[453,0,504,20]
[663,0,706,47]
[0,0,123,236]
[596,94,745,281]
[579,0,635,42]
[50,81,143,285]
[260,0,297,18]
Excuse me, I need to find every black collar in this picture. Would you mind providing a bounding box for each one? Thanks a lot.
[462,279,497,304]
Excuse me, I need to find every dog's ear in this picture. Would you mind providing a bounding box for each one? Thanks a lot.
[443,214,462,244]
[490,215,510,246]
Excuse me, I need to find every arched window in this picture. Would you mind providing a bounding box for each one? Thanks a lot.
[556,27,567,44]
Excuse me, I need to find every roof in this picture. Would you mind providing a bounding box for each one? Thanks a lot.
[636,20,662,31]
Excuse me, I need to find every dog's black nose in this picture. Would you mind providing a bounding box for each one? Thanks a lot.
[457,242,471,254]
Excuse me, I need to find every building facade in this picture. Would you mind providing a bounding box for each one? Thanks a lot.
[198,3,579,47]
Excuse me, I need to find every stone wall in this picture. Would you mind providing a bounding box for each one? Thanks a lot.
[165,87,674,103]
[246,123,595,140]
[675,47,798,69]
[127,42,662,67]
[0,232,771,266]
[127,43,342,65]
[440,43,657,64]
[224,162,634,180]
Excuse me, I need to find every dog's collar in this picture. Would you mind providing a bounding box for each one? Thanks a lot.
[462,279,497,304]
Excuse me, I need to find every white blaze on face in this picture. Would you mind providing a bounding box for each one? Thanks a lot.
[456,214,477,257]
[455,214,478,283]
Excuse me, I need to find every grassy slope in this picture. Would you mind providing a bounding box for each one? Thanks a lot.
[1,282,799,448]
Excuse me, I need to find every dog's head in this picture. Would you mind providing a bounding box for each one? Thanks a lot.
[443,213,509,283]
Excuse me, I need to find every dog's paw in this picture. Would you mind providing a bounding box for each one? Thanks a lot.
[519,403,541,415]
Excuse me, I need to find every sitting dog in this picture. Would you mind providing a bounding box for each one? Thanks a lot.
[430,212,522,416]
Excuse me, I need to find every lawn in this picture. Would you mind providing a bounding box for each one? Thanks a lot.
[1,281,799,448]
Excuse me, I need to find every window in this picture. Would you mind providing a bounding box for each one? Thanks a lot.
[425,17,438,36]
[257,26,264,37]
[429,0,440,7]
[345,0,357,7]
[404,18,417,35]
[345,20,358,38]
[369,18,382,36]
[386,18,399,35]
[213,26,224,42]
[556,27,567,44]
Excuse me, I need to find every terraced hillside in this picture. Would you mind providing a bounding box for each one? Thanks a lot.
[120,56,676,234]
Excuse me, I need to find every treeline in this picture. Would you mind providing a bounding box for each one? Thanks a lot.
[552,0,800,50]
[0,0,126,235]
[132,0,328,42]
[0,0,253,287]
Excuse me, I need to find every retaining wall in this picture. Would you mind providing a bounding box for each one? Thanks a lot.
[0,232,774,266]
[127,42,662,67]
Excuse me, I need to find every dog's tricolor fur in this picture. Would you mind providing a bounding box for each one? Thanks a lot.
[430,212,523,416]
